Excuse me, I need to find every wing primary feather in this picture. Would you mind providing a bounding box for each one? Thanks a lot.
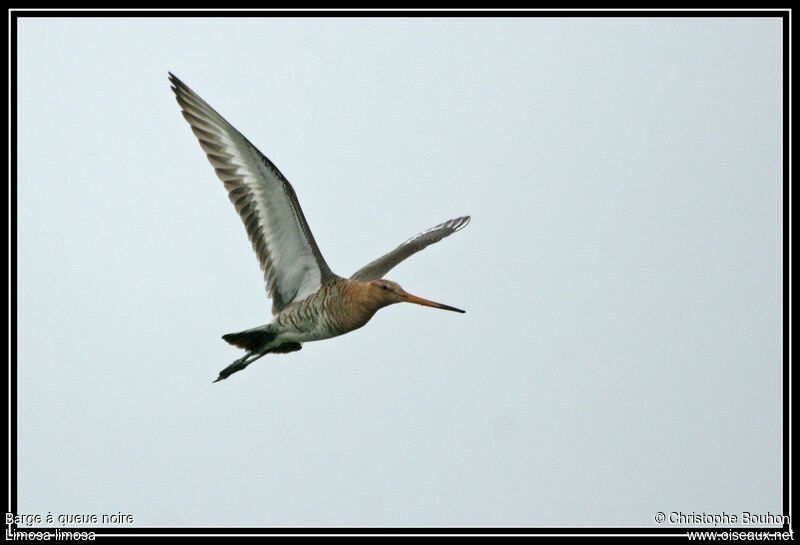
[350,216,470,281]
[169,73,338,315]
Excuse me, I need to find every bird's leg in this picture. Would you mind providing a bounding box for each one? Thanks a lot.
[213,352,268,383]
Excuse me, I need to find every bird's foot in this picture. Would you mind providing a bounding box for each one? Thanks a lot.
[213,354,252,383]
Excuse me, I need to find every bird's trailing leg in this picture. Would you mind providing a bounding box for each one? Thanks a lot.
[213,352,267,383]
[213,342,303,382]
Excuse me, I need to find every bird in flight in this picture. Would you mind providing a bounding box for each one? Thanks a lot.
[169,73,470,382]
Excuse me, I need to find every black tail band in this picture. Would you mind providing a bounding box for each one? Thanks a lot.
[222,329,276,352]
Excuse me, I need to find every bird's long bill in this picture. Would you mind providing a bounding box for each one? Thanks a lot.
[401,291,466,313]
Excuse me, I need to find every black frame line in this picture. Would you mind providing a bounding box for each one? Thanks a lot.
[6,8,791,538]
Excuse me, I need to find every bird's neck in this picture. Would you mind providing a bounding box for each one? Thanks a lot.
[337,282,388,329]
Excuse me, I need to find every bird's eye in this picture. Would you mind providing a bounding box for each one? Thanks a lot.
[381,285,389,291]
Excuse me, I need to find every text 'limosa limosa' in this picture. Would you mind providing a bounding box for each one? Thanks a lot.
[169,73,470,382]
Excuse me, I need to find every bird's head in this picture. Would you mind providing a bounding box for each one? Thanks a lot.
[367,279,465,314]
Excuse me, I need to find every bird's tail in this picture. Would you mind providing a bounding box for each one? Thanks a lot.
[216,326,303,382]
[222,327,276,352]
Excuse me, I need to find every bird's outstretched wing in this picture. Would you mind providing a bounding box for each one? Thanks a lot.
[169,73,337,315]
[350,216,470,282]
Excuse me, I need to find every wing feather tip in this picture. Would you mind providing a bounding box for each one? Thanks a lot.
[453,215,471,231]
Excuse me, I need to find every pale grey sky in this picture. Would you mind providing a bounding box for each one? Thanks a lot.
[16,16,783,527]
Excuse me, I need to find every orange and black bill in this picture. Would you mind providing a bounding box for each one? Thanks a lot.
[401,292,466,313]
